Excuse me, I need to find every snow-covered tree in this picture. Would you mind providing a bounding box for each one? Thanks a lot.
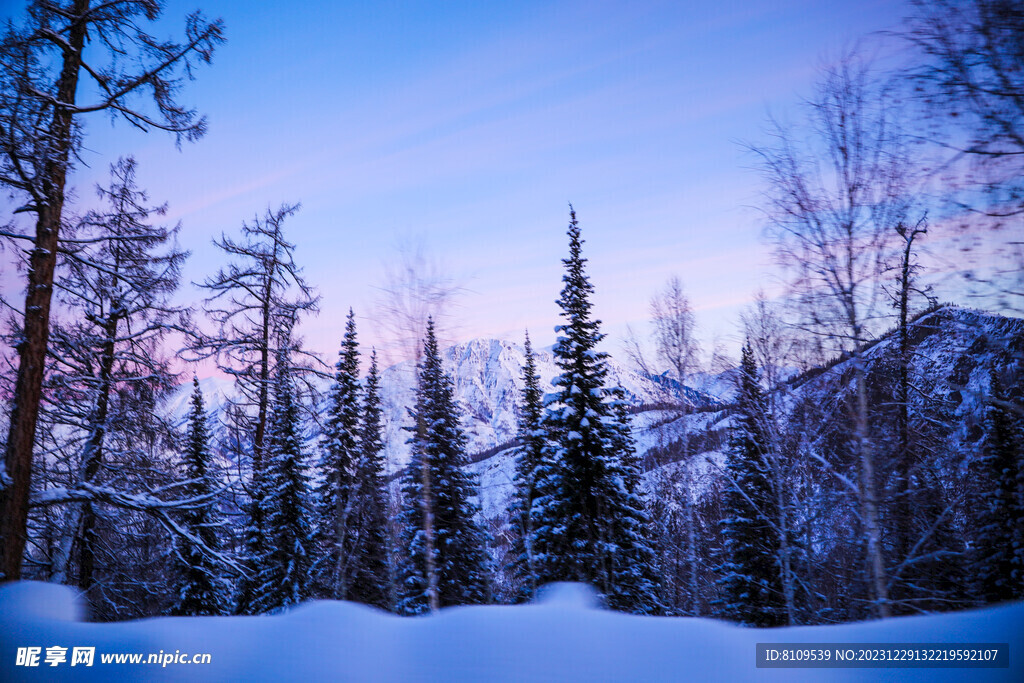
[604,387,663,614]
[346,350,390,609]
[313,309,363,599]
[0,0,224,582]
[751,54,922,618]
[170,377,231,616]
[195,205,319,613]
[531,206,660,614]
[249,345,314,614]
[397,318,490,614]
[970,365,1024,604]
[26,157,196,617]
[193,203,320,475]
[507,331,545,601]
[714,343,786,627]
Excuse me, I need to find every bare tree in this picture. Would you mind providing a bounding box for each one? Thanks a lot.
[0,0,224,581]
[192,203,320,473]
[904,0,1024,217]
[640,277,704,614]
[651,276,701,389]
[900,0,1024,320]
[375,238,463,367]
[750,54,921,618]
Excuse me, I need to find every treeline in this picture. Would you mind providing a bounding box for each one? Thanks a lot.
[1,0,1022,625]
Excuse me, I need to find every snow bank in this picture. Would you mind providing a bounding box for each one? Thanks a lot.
[1,581,1020,681]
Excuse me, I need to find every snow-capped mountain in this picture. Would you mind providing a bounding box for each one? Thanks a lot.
[375,338,720,469]
[163,337,719,462]
[162,306,1021,521]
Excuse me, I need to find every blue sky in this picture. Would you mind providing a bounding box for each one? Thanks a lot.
[2,0,914,364]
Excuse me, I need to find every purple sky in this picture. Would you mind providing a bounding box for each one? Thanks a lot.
[2,0,923,367]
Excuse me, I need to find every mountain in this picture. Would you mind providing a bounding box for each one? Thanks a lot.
[473,305,1024,519]
[162,306,1022,521]
[375,338,721,470]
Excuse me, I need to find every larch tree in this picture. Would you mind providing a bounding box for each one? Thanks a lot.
[193,203,319,612]
[194,203,319,474]
[750,54,919,618]
[0,0,224,583]
[30,157,191,610]
[397,318,489,614]
[647,276,703,615]
[530,206,660,614]
[904,0,1024,221]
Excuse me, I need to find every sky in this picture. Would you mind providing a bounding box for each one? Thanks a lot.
[1,0,922,368]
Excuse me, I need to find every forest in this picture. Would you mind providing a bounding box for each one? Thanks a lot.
[0,0,1022,631]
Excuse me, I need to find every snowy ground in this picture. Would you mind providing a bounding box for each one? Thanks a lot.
[1,582,1020,682]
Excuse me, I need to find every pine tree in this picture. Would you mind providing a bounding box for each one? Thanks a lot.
[397,318,490,614]
[970,365,1024,604]
[170,377,231,616]
[508,331,546,601]
[715,342,786,626]
[346,350,391,609]
[314,309,363,599]
[530,206,660,614]
[250,345,314,613]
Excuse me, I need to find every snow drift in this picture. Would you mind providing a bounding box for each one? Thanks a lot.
[1,581,1020,682]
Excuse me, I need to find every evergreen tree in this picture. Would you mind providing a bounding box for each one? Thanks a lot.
[715,342,786,626]
[314,309,363,599]
[250,345,314,613]
[346,350,391,609]
[508,331,546,601]
[397,318,490,614]
[530,206,660,614]
[970,365,1024,604]
[604,387,663,614]
[170,377,231,616]
[233,473,266,615]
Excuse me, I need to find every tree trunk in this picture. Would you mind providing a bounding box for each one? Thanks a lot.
[855,358,891,618]
[420,447,440,612]
[895,232,915,565]
[0,0,89,582]
[77,310,119,592]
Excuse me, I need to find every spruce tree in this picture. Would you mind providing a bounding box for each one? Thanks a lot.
[234,469,267,615]
[715,342,786,626]
[251,345,314,613]
[970,365,1024,604]
[530,206,660,613]
[346,350,391,609]
[170,377,231,616]
[314,309,363,599]
[604,387,663,614]
[397,318,490,614]
[508,331,546,601]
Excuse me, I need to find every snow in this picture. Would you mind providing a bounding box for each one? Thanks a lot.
[372,338,706,468]
[2,581,1020,681]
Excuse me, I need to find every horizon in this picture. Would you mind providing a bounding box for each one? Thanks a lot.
[0,1,917,366]
[0,0,1012,377]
